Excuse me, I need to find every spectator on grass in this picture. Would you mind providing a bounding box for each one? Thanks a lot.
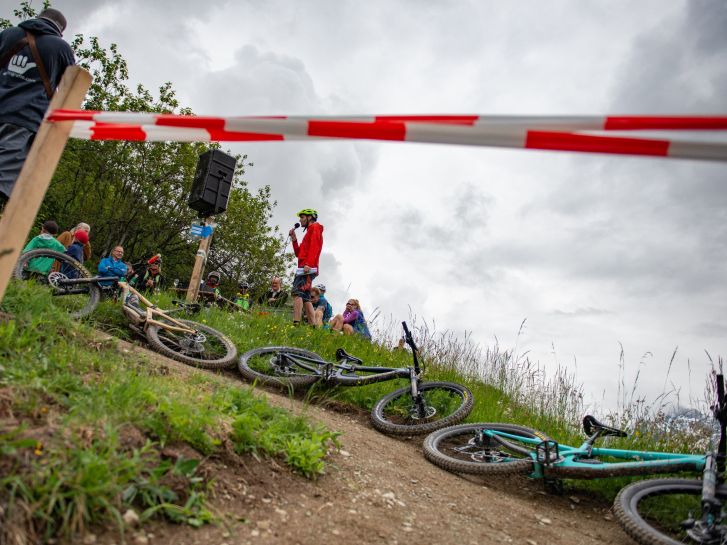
[330,299,372,340]
[310,286,332,327]
[130,258,163,294]
[56,222,91,261]
[97,245,128,286]
[21,219,65,274]
[259,276,288,307]
[200,270,222,298]
[60,227,88,278]
[233,282,252,311]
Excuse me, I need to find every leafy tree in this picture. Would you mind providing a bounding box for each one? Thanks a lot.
[3,2,290,294]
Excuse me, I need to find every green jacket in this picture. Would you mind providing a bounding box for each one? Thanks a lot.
[22,234,66,274]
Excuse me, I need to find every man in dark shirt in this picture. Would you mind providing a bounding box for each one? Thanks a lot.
[0,9,75,205]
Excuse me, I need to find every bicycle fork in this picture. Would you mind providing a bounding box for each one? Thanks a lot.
[409,369,429,419]
[684,454,725,543]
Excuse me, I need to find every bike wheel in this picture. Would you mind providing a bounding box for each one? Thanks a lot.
[145,318,237,369]
[614,478,727,545]
[237,346,323,389]
[370,381,473,435]
[14,249,100,319]
[424,423,549,475]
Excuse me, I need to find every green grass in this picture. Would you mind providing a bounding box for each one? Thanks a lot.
[2,282,710,540]
[0,282,338,542]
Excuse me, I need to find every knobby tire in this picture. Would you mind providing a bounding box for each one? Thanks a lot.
[237,346,323,388]
[423,423,550,475]
[370,381,473,436]
[145,318,237,369]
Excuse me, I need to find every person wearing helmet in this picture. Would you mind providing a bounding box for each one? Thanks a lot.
[200,270,222,299]
[233,281,252,311]
[289,208,324,325]
[315,283,326,294]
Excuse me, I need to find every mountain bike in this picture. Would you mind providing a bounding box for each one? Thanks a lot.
[423,374,726,545]
[14,249,237,369]
[14,249,102,318]
[613,373,727,545]
[117,281,237,369]
[238,321,473,435]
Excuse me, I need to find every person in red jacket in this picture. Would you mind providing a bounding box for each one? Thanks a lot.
[289,208,323,325]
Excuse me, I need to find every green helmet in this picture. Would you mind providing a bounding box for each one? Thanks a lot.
[297,208,318,219]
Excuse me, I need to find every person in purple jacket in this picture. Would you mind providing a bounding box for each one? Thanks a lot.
[330,299,371,340]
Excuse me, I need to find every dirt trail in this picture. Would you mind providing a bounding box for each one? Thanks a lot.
[108,339,633,545]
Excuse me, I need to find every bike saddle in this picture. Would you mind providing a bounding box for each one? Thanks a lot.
[335,348,362,364]
[582,415,627,438]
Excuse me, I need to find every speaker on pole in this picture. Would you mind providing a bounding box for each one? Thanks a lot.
[188,150,237,217]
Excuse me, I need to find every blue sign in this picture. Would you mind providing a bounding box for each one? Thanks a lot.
[190,223,215,239]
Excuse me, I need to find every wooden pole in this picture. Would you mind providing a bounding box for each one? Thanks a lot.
[0,66,92,304]
[186,217,216,302]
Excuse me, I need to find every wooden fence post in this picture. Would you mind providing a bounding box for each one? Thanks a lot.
[0,66,92,303]
[186,217,216,302]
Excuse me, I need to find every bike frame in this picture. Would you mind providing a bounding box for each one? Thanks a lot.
[115,281,196,335]
[483,429,706,479]
[278,352,413,386]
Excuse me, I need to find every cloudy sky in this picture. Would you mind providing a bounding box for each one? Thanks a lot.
[6,0,726,409]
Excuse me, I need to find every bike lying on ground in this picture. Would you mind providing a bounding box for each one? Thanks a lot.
[118,282,237,369]
[14,249,103,318]
[14,250,236,368]
[423,373,726,545]
[238,321,473,435]
[613,373,727,545]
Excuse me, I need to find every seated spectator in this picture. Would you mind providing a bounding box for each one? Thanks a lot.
[60,228,89,278]
[199,270,222,299]
[21,220,66,274]
[97,245,128,286]
[259,276,288,307]
[310,286,332,327]
[233,282,252,311]
[56,222,92,261]
[330,299,372,340]
[130,257,163,294]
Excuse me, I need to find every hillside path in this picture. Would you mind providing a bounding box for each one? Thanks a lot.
[109,338,633,545]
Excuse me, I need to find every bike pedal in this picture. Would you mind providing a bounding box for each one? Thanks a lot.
[536,440,561,466]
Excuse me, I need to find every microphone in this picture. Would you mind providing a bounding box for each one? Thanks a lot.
[294,222,300,229]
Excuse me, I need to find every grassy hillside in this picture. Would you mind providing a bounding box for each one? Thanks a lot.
[0,283,336,543]
[1,283,710,541]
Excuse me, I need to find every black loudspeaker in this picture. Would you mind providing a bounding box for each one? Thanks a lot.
[188,150,237,217]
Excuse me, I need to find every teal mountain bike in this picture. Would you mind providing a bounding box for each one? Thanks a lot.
[423,373,727,545]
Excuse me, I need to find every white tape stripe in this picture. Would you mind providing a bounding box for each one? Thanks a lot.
[405,123,528,147]
[142,126,212,142]
[473,116,606,131]
[668,140,727,161]
[224,117,308,136]
[94,112,159,124]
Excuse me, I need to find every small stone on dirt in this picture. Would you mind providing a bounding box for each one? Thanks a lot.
[569,496,580,504]
[82,534,97,545]
[536,516,552,525]
[339,450,351,457]
[526,540,537,545]
[123,509,140,527]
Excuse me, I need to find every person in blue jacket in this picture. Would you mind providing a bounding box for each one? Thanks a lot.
[60,228,89,278]
[97,245,128,286]
[0,9,75,205]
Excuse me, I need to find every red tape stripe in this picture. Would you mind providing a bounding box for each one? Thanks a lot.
[525,131,670,157]
[308,120,406,140]
[90,124,146,141]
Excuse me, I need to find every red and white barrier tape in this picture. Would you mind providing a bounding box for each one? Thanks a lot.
[47,110,727,161]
